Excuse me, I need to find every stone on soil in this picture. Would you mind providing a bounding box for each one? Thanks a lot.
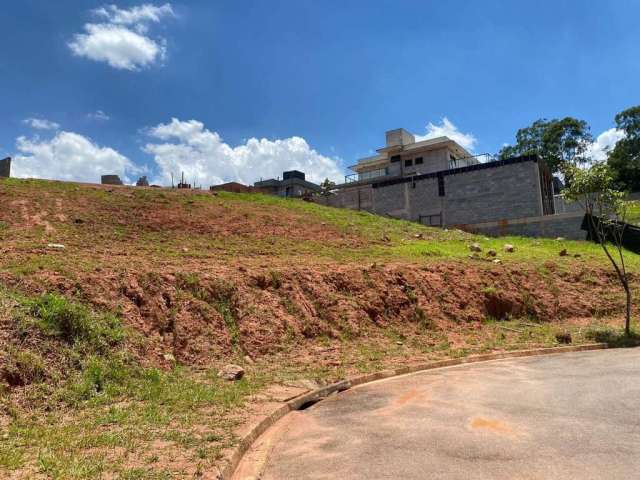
[469,242,482,252]
[218,364,245,381]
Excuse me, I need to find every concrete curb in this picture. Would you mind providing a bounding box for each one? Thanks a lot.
[218,342,609,479]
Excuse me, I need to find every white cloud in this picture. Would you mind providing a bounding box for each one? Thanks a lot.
[88,110,111,121]
[12,131,137,183]
[143,118,344,187]
[586,127,625,162]
[23,118,60,130]
[415,117,477,152]
[68,3,174,70]
[94,3,174,26]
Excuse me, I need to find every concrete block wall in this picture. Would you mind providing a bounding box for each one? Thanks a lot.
[371,182,407,218]
[467,213,586,240]
[367,158,543,226]
[443,161,542,225]
[406,178,443,220]
[320,185,373,211]
[316,156,569,239]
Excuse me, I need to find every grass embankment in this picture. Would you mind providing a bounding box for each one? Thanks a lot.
[1,177,639,478]
[1,288,632,479]
[0,177,634,270]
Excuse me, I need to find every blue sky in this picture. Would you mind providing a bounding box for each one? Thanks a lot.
[1,1,638,186]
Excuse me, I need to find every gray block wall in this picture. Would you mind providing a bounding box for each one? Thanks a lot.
[443,161,541,225]
[372,182,408,218]
[407,178,443,220]
[0,157,10,178]
[369,159,543,226]
[320,185,373,211]
[316,157,569,239]
[468,213,586,240]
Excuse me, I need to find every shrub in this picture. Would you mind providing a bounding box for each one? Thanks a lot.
[29,294,124,351]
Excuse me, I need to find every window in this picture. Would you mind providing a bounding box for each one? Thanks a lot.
[404,159,413,167]
[390,155,401,163]
[415,157,423,165]
[448,154,457,169]
[437,174,445,196]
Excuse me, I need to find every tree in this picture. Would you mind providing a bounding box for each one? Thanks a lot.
[500,117,593,174]
[608,105,640,191]
[562,162,632,335]
[319,178,336,197]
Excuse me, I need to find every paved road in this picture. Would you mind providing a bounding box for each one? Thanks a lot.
[246,349,640,479]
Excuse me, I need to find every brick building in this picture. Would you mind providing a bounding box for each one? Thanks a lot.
[318,129,585,239]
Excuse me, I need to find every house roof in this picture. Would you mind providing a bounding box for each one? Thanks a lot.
[349,135,472,172]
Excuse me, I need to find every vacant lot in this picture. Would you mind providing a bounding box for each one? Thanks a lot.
[0,178,637,479]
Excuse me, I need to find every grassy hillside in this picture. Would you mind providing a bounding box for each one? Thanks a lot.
[1,177,638,479]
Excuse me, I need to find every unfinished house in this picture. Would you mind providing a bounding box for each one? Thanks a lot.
[101,174,123,185]
[0,157,10,178]
[254,170,320,198]
[320,129,584,239]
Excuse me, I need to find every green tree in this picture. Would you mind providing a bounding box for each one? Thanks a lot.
[562,162,632,335]
[500,117,592,173]
[319,178,336,197]
[608,105,640,191]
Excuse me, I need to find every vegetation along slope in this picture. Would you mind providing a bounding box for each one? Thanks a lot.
[1,177,638,479]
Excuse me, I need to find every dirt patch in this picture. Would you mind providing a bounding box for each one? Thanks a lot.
[1,260,627,371]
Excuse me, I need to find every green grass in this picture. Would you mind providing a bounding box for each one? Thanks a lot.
[626,200,640,226]
[0,288,268,478]
[2,178,639,270]
[28,293,125,351]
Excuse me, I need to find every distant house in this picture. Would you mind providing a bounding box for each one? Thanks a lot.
[136,176,149,187]
[254,170,320,198]
[319,128,585,239]
[0,157,10,178]
[101,174,123,185]
[210,182,262,194]
[348,128,479,183]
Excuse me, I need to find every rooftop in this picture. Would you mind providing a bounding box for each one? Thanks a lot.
[349,130,473,171]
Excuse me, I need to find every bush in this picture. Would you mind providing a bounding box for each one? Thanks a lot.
[29,294,124,352]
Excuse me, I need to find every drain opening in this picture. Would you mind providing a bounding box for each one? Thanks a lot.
[297,398,322,410]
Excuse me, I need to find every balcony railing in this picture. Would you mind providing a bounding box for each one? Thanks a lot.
[448,153,496,169]
[344,167,389,183]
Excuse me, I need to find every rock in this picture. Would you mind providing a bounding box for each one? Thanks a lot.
[503,244,514,253]
[469,242,482,252]
[414,233,424,239]
[182,247,189,253]
[556,237,565,241]
[468,253,481,260]
[492,258,502,264]
[486,249,497,257]
[218,364,245,381]
[559,249,568,257]
[163,353,176,363]
[243,355,255,365]
[555,332,572,344]
[396,341,403,345]
[47,243,65,249]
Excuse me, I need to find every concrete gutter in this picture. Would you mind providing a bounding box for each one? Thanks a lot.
[216,343,609,479]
